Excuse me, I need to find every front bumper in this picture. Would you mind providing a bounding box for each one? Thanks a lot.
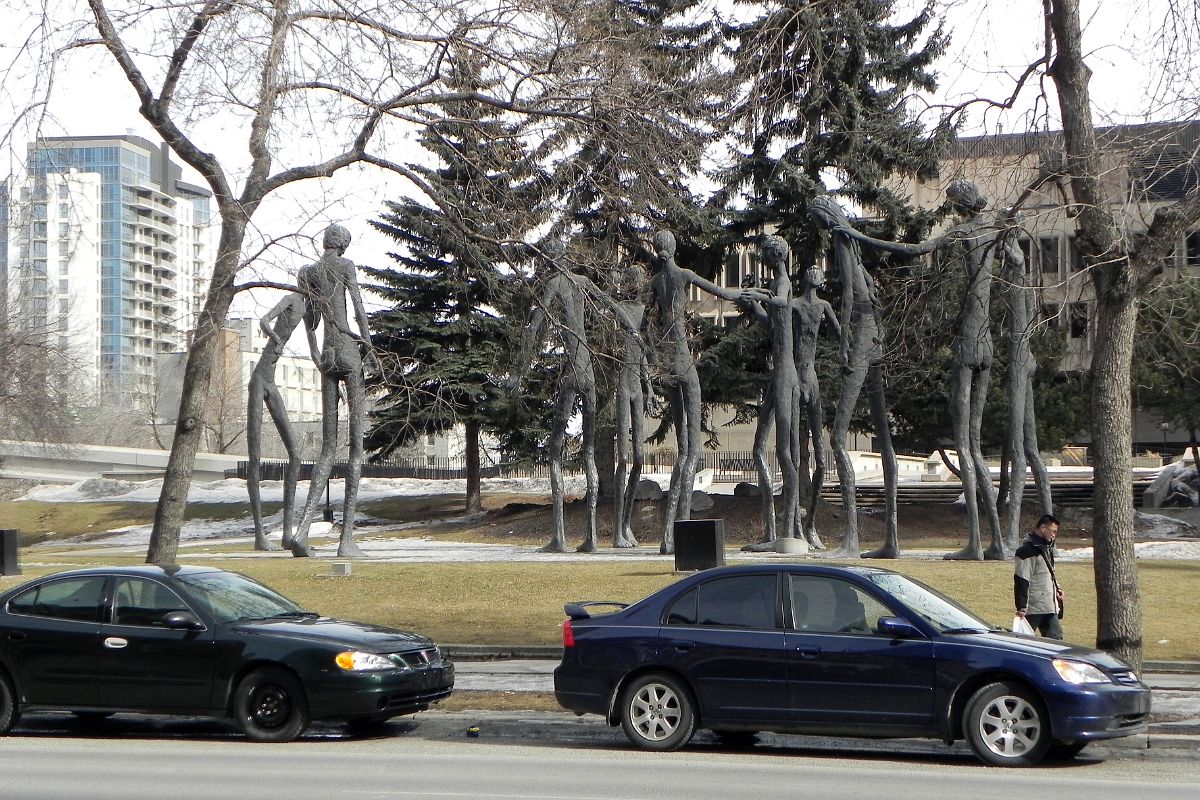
[307,661,455,721]
[1046,681,1152,741]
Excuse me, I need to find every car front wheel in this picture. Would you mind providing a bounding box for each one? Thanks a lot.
[963,681,1051,767]
[234,667,309,742]
[0,670,18,734]
[619,673,695,751]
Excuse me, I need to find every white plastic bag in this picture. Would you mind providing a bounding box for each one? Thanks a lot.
[1012,615,1035,636]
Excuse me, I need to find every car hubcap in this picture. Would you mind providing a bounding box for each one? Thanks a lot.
[250,684,291,729]
[978,694,1041,758]
[630,683,681,741]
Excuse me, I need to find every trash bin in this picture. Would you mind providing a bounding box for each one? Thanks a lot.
[0,528,20,576]
[674,519,725,571]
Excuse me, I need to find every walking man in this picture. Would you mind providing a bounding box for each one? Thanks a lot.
[1014,513,1065,639]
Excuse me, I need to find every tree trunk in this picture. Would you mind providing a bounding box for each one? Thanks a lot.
[1047,0,1143,669]
[146,220,246,565]
[1089,291,1143,669]
[465,418,482,515]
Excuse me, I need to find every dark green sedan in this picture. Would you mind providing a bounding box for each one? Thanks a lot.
[0,565,454,741]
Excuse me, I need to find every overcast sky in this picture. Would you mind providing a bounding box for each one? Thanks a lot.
[1,0,1194,324]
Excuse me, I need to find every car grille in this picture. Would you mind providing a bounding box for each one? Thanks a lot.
[1113,712,1148,729]
[395,647,441,668]
[1110,669,1141,686]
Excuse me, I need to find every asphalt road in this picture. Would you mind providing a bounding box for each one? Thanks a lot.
[2,724,1197,800]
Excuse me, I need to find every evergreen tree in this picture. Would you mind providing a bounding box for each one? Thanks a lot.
[703,0,949,445]
[365,52,543,513]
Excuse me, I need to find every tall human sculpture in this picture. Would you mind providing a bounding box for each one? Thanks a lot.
[791,259,842,547]
[607,265,650,548]
[648,230,747,554]
[288,224,376,559]
[1000,227,1053,548]
[738,237,804,551]
[246,292,307,552]
[837,180,1006,560]
[809,196,901,558]
[510,258,600,553]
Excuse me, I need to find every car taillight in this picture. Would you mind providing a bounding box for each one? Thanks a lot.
[561,619,575,647]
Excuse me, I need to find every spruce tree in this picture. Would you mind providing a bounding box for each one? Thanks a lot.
[365,52,542,514]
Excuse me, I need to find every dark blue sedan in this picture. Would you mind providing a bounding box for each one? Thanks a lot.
[553,564,1150,766]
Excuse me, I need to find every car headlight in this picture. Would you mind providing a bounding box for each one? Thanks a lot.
[1052,658,1111,684]
[335,651,398,672]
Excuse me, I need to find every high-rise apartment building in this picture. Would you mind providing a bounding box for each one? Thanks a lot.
[2,134,213,406]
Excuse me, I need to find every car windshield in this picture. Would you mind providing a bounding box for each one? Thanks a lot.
[866,573,993,633]
[175,571,307,624]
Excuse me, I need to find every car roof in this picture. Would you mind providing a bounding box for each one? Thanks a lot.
[16,565,226,581]
[684,563,900,579]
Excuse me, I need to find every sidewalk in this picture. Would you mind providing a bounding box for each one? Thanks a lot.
[450,657,1200,755]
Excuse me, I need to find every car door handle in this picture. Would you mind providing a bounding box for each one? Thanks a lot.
[6,631,26,641]
[795,646,821,658]
[671,641,696,652]
[104,637,128,649]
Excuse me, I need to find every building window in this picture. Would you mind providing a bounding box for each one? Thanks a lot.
[1067,234,1083,271]
[59,279,69,294]
[1040,236,1060,275]
[723,252,740,288]
[58,183,69,199]
[1068,303,1088,339]
[59,222,69,239]
[1042,303,1061,330]
[1186,231,1200,269]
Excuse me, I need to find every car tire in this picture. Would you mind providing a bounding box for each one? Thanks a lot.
[1046,739,1089,759]
[963,681,1051,767]
[233,667,309,742]
[0,670,18,735]
[619,673,696,752]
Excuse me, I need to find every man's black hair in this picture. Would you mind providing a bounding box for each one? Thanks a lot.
[1036,513,1060,527]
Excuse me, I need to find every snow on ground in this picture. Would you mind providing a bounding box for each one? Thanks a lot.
[18,475,588,505]
[18,476,1200,562]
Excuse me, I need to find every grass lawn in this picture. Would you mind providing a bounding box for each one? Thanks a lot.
[5,552,1196,661]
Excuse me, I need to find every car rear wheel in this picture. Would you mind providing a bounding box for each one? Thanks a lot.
[963,681,1050,767]
[0,670,18,734]
[619,673,695,751]
[234,667,309,742]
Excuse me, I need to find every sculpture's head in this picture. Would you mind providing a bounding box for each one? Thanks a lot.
[801,263,826,291]
[761,235,790,271]
[620,264,646,296]
[807,195,848,229]
[946,179,987,214]
[652,229,676,259]
[323,223,352,254]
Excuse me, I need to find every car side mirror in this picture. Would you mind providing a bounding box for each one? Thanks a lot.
[163,610,205,631]
[877,616,920,638]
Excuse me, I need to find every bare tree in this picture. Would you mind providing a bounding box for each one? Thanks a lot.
[0,299,82,443]
[3,1,671,563]
[1041,0,1200,669]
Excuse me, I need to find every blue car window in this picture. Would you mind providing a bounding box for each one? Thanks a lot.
[791,576,893,634]
[695,575,777,629]
[666,588,697,625]
[7,576,107,623]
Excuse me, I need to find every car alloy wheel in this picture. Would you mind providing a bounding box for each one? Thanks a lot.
[620,673,696,752]
[234,667,309,742]
[964,681,1050,767]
